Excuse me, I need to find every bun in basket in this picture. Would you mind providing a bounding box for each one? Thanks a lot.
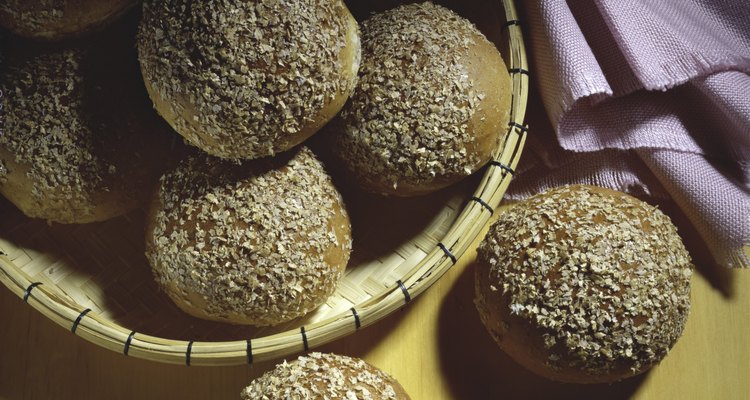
[330,2,512,196]
[0,0,137,40]
[137,0,361,160]
[0,32,176,224]
[145,147,352,326]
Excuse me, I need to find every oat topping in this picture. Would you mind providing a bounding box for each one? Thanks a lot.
[0,47,114,221]
[137,0,353,160]
[0,0,65,32]
[147,147,352,325]
[334,2,485,190]
[0,30,173,223]
[242,352,404,400]
[0,159,7,185]
[477,185,693,375]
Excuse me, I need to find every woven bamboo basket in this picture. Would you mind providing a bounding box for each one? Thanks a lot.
[0,0,528,366]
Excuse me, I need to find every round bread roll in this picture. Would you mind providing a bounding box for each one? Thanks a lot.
[0,32,176,224]
[330,2,512,196]
[242,352,411,399]
[145,147,352,326]
[137,0,361,160]
[474,185,694,383]
[0,0,136,40]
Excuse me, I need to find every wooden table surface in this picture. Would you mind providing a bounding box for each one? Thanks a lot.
[1,211,748,400]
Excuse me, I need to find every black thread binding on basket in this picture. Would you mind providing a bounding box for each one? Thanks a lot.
[506,125,527,169]
[186,341,194,366]
[470,196,494,215]
[350,307,362,329]
[23,282,42,302]
[246,339,253,364]
[300,327,309,352]
[503,19,521,29]
[123,331,136,356]
[396,280,411,303]
[489,160,515,175]
[71,308,91,334]
[437,243,457,265]
[508,67,529,76]
[407,264,439,293]
[508,121,529,133]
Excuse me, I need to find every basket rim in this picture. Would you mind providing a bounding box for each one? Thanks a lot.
[0,0,529,366]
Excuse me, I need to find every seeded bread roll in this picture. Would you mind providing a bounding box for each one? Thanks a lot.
[0,0,137,40]
[242,352,411,399]
[145,147,352,326]
[0,32,176,224]
[330,2,511,196]
[474,185,694,383]
[137,0,361,160]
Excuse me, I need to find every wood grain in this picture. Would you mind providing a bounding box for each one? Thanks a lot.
[1,212,748,400]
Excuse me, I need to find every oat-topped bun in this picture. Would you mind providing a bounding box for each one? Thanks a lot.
[137,0,361,160]
[474,185,694,383]
[330,2,511,196]
[0,32,176,224]
[242,352,411,399]
[145,147,352,326]
[0,0,137,40]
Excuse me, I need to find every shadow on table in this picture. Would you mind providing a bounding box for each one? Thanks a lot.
[649,198,735,299]
[437,262,649,400]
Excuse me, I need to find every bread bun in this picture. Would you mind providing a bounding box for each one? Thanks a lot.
[145,147,352,326]
[330,2,511,196]
[475,185,693,383]
[0,32,177,224]
[0,0,136,40]
[242,352,411,399]
[137,0,361,160]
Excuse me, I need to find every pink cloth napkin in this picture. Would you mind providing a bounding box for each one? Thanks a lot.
[509,0,750,268]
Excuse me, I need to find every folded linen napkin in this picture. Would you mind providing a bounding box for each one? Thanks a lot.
[509,0,750,268]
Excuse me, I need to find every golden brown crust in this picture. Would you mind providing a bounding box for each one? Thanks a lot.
[242,352,410,399]
[145,147,352,326]
[475,185,693,383]
[331,2,511,196]
[137,0,360,160]
[0,32,177,224]
[0,0,137,41]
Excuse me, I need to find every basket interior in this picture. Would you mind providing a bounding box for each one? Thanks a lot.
[0,174,474,342]
[0,0,527,365]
